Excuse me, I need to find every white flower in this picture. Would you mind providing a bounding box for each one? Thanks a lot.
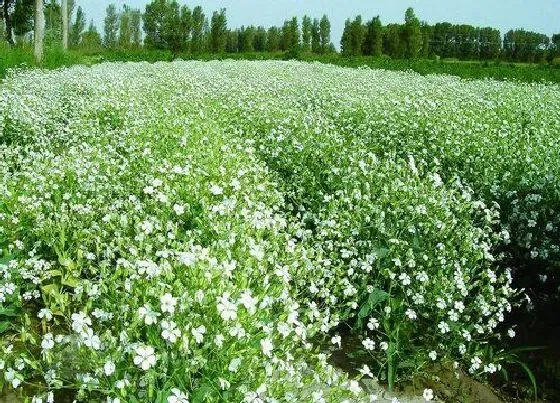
[379,341,389,351]
[362,338,375,350]
[260,338,273,357]
[428,350,437,361]
[217,293,237,321]
[470,355,482,372]
[160,293,178,314]
[228,357,242,372]
[331,334,342,348]
[71,311,92,334]
[191,325,206,344]
[405,309,417,320]
[81,328,101,350]
[484,363,497,374]
[210,184,223,195]
[167,388,189,403]
[218,378,231,390]
[507,328,516,338]
[312,391,325,403]
[38,308,53,321]
[399,273,411,286]
[133,345,157,370]
[161,320,181,343]
[348,380,362,395]
[239,290,258,315]
[138,305,160,325]
[104,361,116,376]
[423,388,434,401]
[41,333,55,351]
[367,317,379,330]
[438,321,450,334]
[4,367,21,388]
[215,334,225,348]
[173,204,185,215]
[359,364,373,378]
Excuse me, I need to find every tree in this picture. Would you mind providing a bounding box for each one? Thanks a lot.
[0,14,5,41]
[103,3,118,48]
[341,16,364,56]
[143,0,183,53]
[363,16,382,57]
[311,18,320,53]
[280,17,298,51]
[552,34,560,59]
[383,23,403,58]
[61,0,67,49]
[69,5,85,47]
[210,8,227,53]
[403,7,421,59]
[264,26,278,52]
[254,26,266,52]
[81,19,101,51]
[12,0,34,42]
[130,8,141,47]
[190,5,204,53]
[301,15,311,52]
[34,0,43,62]
[226,29,238,52]
[238,25,255,52]
[179,5,191,51]
[118,5,131,48]
[319,14,330,53]
[420,22,433,58]
[340,19,351,55]
[44,0,60,45]
[2,0,16,45]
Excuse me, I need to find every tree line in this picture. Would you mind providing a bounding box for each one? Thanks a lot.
[1,1,559,64]
[342,8,559,62]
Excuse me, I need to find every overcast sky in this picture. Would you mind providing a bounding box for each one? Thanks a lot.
[77,0,560,47]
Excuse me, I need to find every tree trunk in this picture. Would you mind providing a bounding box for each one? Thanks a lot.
[61,0,68,50]
[3,0,15,46]
[34,0,44,63]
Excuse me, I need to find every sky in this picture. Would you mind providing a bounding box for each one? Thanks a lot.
[78,0,560,48]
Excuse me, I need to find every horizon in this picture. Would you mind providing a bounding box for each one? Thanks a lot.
[77,0,560,49]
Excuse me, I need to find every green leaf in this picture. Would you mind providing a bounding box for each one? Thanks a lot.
[397,359,416,369]
[374,247,389,259]
[0,321,11,334]
[517,360,538,401]
[0,307,18,317]
[191,384,214,403]
[358,288,389,318]
[62,277,81,288]
[41,284,59,296]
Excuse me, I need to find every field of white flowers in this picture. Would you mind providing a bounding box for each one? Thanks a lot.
[0,61,559,402]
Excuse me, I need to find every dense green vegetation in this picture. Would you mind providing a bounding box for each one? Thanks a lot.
[5,58,557,403]
[2,42,560,84]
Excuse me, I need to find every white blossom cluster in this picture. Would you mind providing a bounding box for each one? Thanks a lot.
[1,60,556,401]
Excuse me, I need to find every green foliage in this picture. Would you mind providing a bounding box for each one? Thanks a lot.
[103,4,118,49]
[209,8,227,53]
[190,5,204,53]
[319,15,331,53]
[363,16,383,57]
[143,0,184,54]
[69,6,86,47]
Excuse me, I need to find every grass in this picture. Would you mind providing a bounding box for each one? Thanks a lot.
[2,41,560,83]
